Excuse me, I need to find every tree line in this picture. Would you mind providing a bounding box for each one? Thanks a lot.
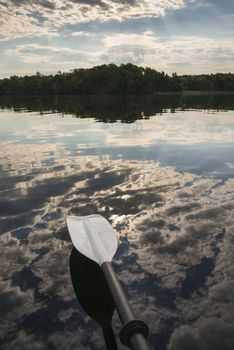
[0,63,234,95]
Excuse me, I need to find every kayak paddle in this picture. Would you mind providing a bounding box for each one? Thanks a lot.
[67,214,150,350]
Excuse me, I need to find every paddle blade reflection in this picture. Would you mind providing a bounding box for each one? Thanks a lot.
[69,248,118,350]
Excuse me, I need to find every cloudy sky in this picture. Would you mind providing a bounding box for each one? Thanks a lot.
[0,0,234,77]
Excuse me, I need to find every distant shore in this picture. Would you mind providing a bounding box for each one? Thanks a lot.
[154,90,234,96]
[0,64,234,96]
[0,91,234,97]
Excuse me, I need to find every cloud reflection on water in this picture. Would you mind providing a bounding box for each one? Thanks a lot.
[2,110,234,145]
[0,109,234,349]
[2,110,234,179]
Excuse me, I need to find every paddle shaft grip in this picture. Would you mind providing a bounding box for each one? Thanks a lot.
[102,262,150,350]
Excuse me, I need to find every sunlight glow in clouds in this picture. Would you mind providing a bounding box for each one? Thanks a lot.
[0,0,185,40]
[0,0,233,76]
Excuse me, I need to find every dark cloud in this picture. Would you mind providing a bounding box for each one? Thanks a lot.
[9,0,56,9]
[0,172,97,234]
[185,206,229,221]
[158,222,218,254]
[168,325,201,350]
[140,228,163,245]
[32,248,74,299]
[1,331,44,350]
[209,281,234,303]
[168,318,234,350]
[38,0,56,9]
[0,236,36,279]
[69,0,106,6]
[0,0,8,7]
[166,202,201,216]
[0,278,41,342]
[0,280,30,316]
[111,0,137,4]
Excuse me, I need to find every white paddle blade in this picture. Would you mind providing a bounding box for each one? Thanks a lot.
[67,214,118,265]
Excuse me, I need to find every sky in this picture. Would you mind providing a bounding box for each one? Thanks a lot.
[0,0,234,77]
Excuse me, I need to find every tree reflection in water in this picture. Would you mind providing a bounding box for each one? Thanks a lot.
[0,93,233,123]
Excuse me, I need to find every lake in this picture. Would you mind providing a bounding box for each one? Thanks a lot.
[0,94,234,350]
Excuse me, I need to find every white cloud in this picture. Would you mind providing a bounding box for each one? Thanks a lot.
[0,1,58,41]
[102,31,156,47]
[71,31,93,37]
[3,43,93,64]
[4,44,82,56]
[99,33,234,73]
[0,0,187,40]
[0,1,233,75]
[4,30,234,74]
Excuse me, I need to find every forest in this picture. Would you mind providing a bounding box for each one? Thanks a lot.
[0,63,234,95]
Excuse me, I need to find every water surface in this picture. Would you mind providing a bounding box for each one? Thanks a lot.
[0,95,234,350]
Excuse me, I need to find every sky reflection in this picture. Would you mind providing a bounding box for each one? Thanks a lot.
[0,103,234,350]
[1,109,234,178]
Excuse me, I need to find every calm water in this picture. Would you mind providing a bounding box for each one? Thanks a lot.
[0,95,234,350]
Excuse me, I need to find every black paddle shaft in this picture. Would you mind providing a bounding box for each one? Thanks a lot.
[102,262,150,350]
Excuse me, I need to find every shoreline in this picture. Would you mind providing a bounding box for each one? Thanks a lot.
[0,91,234,97]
